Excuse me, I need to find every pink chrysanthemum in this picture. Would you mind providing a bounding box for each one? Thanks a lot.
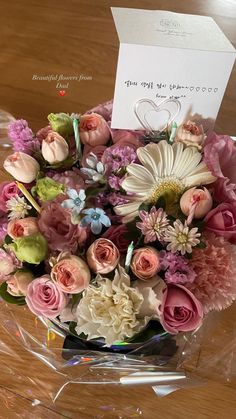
[137,206,169,243]
[186,232,236,314]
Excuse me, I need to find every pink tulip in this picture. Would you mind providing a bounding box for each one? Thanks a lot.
[79,113,110,146]
[3,152,40,183]
[42,131,69,164]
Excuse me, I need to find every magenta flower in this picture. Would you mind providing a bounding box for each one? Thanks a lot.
[159,250,196,285]
[8,119,40,155]
[102,145,137,174]
[204,133,236,202]
[137,207,169,243]
[0,181,20,213]
[205,202,236,244]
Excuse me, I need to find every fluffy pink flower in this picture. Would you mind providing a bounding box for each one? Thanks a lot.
[187,233,236,313]
[51,169,85,191]
[204,133,236,202]
[26,275,68,318]
[0,181,20,213]
[38,197,87,252]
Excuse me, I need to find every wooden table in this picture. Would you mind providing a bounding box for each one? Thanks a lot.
[0,0,236,417]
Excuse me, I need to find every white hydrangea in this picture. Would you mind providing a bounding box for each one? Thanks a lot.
[75,265,149,346]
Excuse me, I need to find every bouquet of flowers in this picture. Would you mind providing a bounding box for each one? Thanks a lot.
[1,100,236,352]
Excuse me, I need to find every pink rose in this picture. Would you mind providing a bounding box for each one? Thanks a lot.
[3,152,40,183]
[160,284,203,334]
[0,181,20,213]
[26,275,68,318]
[175,121,205,150]
[38,197,87,252]
[204,133,236,202]
[86,238,120,274]
[42,131,69,164]
[204,202,236,243]
[7,217,39,239]
[7,270,33,297]
[131,247,160,281]
[79,113,110,146]
[81,145,106,168]
[102,224,129,254]
[0,215,8,244]
[51,255,91,294]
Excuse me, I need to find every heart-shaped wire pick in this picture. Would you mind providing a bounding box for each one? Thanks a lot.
[134,98,181,135]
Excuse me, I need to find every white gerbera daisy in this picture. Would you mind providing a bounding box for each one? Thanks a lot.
[115,141,216,222]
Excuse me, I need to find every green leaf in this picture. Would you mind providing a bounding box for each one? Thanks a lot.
[0,282,26,306]
[126,321,167,344]
[71,293,82,307]
[196,241,207,249]
[68,321,87,340]
[138,202,150,212]
[4,235,13,245]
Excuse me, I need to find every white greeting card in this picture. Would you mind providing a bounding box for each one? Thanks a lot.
[111,8,236,132]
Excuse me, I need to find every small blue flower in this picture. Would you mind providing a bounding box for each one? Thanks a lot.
[61,189,86,222]
[80,207,111,234]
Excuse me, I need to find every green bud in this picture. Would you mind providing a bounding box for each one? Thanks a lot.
[48,113,74,137]
[32,177,65,201]
[7,233,48,264]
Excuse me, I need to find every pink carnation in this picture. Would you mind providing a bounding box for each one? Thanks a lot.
[204,133,236,202]
[38,197,87,253]
[187,232,236,313]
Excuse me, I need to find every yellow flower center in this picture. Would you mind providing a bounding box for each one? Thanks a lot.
[148,177,184,205]
[177,233,188,244]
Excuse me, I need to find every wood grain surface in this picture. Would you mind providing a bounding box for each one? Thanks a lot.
[0,0,236,418]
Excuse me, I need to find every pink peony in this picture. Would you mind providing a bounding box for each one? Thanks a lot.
[102,224,130,254]
[187,233,236,313]
[51,255,91,294]
[86,238,120,274]
[205,202,236,243]
[204,133,236,202]
[26,275,68,318]
[7,217,39,239]
[160,283,203,334]
[131,247,160,281]
[0,181,20,213]
[38,197,87,252]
